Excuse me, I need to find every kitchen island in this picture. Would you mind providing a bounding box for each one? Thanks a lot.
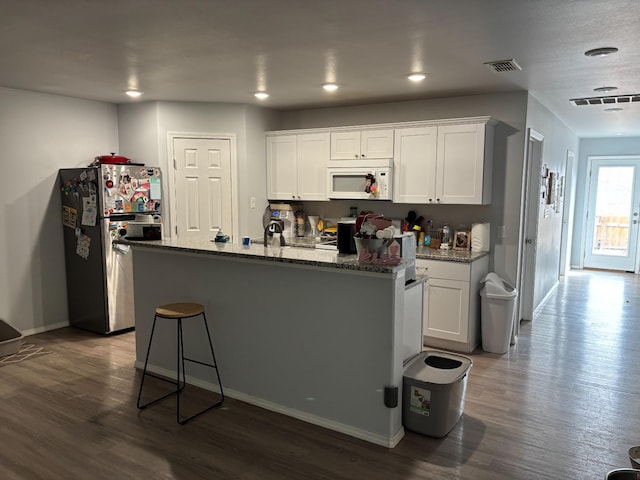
[119,238,419,447]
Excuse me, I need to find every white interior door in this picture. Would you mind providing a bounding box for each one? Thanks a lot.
[173,137,233,241]
[583,157,640,271]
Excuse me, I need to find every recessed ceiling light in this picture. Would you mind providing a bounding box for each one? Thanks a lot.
[407,73,427,82]
[584,47,618,57]
[322,83,339,92]
[594,86,618,93]
[604,107,623,112]
[125,90,143,98]
[615,132,624,136]
[254,91,269,100]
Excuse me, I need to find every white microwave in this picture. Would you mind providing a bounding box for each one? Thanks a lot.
[327,159,393,200]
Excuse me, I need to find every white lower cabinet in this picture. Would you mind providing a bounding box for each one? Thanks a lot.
[417,256,489,353]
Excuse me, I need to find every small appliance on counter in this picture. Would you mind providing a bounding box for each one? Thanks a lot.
[264,218,286,247]
[337,219,357,254]
[263,203,300,239]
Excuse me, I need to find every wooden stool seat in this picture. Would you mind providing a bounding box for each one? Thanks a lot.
[137,302,224,424]
[155,302,204,318]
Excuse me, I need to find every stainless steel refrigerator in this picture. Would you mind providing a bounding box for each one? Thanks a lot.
[58,164,163,334]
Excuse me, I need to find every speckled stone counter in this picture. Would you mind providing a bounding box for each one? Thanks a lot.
[117,238,409,274]
[416,247,489,263]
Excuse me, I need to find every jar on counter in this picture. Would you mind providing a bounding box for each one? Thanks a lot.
[295,211,305,237]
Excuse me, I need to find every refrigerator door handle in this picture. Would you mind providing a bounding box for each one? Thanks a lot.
[112,243,130,254]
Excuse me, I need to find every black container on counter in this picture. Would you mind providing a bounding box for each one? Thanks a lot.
[337,220,357,254]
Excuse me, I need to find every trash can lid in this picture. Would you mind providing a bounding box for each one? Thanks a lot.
[403,350,472,385]
[480,272,517,298]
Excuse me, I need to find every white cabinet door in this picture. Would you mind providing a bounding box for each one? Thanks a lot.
[393,126,438,203]
[361,129,394,159]
[330,131,361,160]
[436,123,489,204]
[297,132,329,201]
[330,129,394,160]
[423,277,470,343]
[266,135,297,200]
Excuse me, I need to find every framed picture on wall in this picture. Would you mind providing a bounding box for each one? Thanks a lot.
[454,230,471,250]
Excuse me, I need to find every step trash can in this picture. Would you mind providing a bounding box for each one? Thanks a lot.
[402,349,472,438]
[480,273,518,354]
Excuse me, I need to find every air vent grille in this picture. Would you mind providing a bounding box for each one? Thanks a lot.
[570,95,640,106]
[484,59,522,73]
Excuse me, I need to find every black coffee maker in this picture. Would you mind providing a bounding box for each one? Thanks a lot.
[337,220,357,254]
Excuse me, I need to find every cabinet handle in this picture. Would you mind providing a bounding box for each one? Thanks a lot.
[355,154,359,158]
[361,154,366,158]
[436,198,440,203]
[429,199,433,203]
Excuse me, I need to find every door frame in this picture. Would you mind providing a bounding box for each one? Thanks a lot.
[559,149,575,276]
[516,128,544,326]
[166,132,239,242]
[580,155,640,273]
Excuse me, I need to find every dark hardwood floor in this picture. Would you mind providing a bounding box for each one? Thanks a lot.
[1,269,638,479]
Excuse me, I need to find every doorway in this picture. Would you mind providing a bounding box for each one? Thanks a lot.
[518,129,544,324]
[583,156,640,272]
[168,134,238,242]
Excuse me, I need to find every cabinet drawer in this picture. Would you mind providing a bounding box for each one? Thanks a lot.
[416,259,470,282]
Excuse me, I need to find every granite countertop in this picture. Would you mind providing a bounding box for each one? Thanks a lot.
[415,247,489,263]
[117,238,408,275]
[255,235,489,263]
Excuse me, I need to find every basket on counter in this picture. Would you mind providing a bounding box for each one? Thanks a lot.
[354,237,388,257]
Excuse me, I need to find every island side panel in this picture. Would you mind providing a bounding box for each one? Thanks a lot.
[131,247,405,446]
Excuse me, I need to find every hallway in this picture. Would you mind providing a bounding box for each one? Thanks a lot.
[0,270,638,479]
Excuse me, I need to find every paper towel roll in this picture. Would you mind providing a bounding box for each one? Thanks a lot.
[471,223,490,252]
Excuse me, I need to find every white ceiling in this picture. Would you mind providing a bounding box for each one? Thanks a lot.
[2,0,639,138]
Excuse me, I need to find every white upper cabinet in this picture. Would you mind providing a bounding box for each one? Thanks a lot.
[436,122,493,204]
[393,126,438,204]
[330,129,394,160]
[393,118,494,204]
[266,135,297,200]
[296,132,329,201]
[266,133,329,201]
[267,117,494,204]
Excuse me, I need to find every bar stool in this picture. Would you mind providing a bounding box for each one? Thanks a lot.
[136,302,224,424]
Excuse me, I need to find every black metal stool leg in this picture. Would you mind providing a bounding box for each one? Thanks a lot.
[202,311,224,403]
[137,314,182,411]
[177,311,224,424]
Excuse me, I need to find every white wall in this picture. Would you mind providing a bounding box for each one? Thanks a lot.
[524,95,579,309]
[572,137,640,267]
[0,87,118,334]
[278,92,529,283]
[119,102,279,240]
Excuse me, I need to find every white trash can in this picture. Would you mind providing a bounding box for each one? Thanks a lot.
[480,273,518,354]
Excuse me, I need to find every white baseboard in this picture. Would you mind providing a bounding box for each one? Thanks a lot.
[135,361,404,448]
[21,321,70,337]
[533,280,559,317]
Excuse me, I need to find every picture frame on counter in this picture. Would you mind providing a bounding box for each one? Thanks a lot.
[454,230,471,250]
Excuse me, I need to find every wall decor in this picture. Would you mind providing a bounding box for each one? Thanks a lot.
[454,230,471,250]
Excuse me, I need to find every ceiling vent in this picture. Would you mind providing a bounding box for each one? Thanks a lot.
[570,94,640,106]
[484,59,522,73]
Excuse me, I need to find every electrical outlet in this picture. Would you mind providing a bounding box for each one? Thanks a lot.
[498,225,506,239]
[250,196,256,209]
